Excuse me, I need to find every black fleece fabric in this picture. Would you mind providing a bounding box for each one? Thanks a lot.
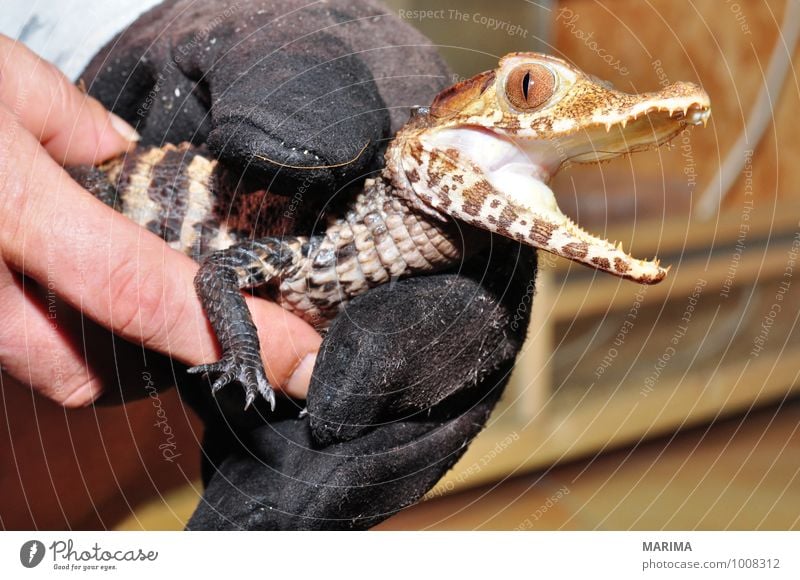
[81,0,536,530]
[81,0,451,193]
[184,246,536,530]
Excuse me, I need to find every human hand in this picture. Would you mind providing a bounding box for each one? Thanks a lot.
[0,36,320,408]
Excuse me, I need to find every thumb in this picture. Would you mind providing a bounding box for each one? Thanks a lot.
[0,34,139,165]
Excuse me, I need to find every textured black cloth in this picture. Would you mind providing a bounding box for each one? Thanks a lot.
[81,0,450,193]
[82,0,536,530]
[186,246,536,530]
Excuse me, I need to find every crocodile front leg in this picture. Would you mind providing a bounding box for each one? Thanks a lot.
[188,237,306,410]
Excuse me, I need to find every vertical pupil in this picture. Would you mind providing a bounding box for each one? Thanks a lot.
[522,71,531,101]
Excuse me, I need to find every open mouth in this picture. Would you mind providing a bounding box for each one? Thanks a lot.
[419,95,710,284]
[566,101,711,163]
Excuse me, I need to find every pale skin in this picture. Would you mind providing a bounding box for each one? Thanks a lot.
[0,35,320,407]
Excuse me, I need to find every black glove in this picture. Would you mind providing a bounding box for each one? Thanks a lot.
[186,246,536,530]
[81,0,450,193]
[82,0,535,530]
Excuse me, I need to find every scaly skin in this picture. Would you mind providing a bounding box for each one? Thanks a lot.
[74,52,711,409]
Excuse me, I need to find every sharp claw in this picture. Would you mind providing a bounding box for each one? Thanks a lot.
[187,362,219,375]
[211,370,235,395]
[187,356,275,411]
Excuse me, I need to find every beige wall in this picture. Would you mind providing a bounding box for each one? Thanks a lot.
[554,0,798,219]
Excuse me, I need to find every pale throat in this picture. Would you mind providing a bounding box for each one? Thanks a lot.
[422,127,565,223]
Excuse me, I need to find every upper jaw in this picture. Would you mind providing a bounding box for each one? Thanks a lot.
[564,92,711,163]
[411,88,710,284]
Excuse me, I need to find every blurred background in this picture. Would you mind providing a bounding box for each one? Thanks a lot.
[3,0,799,530]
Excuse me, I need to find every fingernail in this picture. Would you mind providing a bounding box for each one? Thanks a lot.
[109,112,141,142]
[285,353,316,398]
[61,381,103,408]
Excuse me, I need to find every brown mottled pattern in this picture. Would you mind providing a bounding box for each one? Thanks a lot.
[503,113,521,133]
[408,141,424,166]
[528,220,556,245]
[560,241,589,260]
[614,257,631,274]
[461,180,494,218]
[426,148,462,204]
[496,204,520,236]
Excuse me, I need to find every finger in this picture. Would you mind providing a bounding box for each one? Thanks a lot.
[0,263,182,409]
[0,263,103,407]
[0,35,139,165]
[0,105,321,402]
[251,304,317,399]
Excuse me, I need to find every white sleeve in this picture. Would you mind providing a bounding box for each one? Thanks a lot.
[0,0,164,80]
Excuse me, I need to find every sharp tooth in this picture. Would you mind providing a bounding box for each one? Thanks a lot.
[620,118,628,128]
[605,121,613,132]
[616,241,624,252]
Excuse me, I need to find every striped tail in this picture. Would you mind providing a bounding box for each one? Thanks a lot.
[68,143,236,258]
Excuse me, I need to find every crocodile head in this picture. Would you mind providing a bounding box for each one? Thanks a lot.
[387,52,711,283]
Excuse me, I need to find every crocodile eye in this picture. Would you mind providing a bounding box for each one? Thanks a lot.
[505,64,555,111]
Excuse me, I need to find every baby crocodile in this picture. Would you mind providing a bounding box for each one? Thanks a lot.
[72,52,711,409]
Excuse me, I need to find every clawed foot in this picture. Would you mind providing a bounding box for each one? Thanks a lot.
[188,355,276,411]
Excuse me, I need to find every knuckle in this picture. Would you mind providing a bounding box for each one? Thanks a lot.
[107,255,191,355]
[0,107,25,212]
[108,258,165,344]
